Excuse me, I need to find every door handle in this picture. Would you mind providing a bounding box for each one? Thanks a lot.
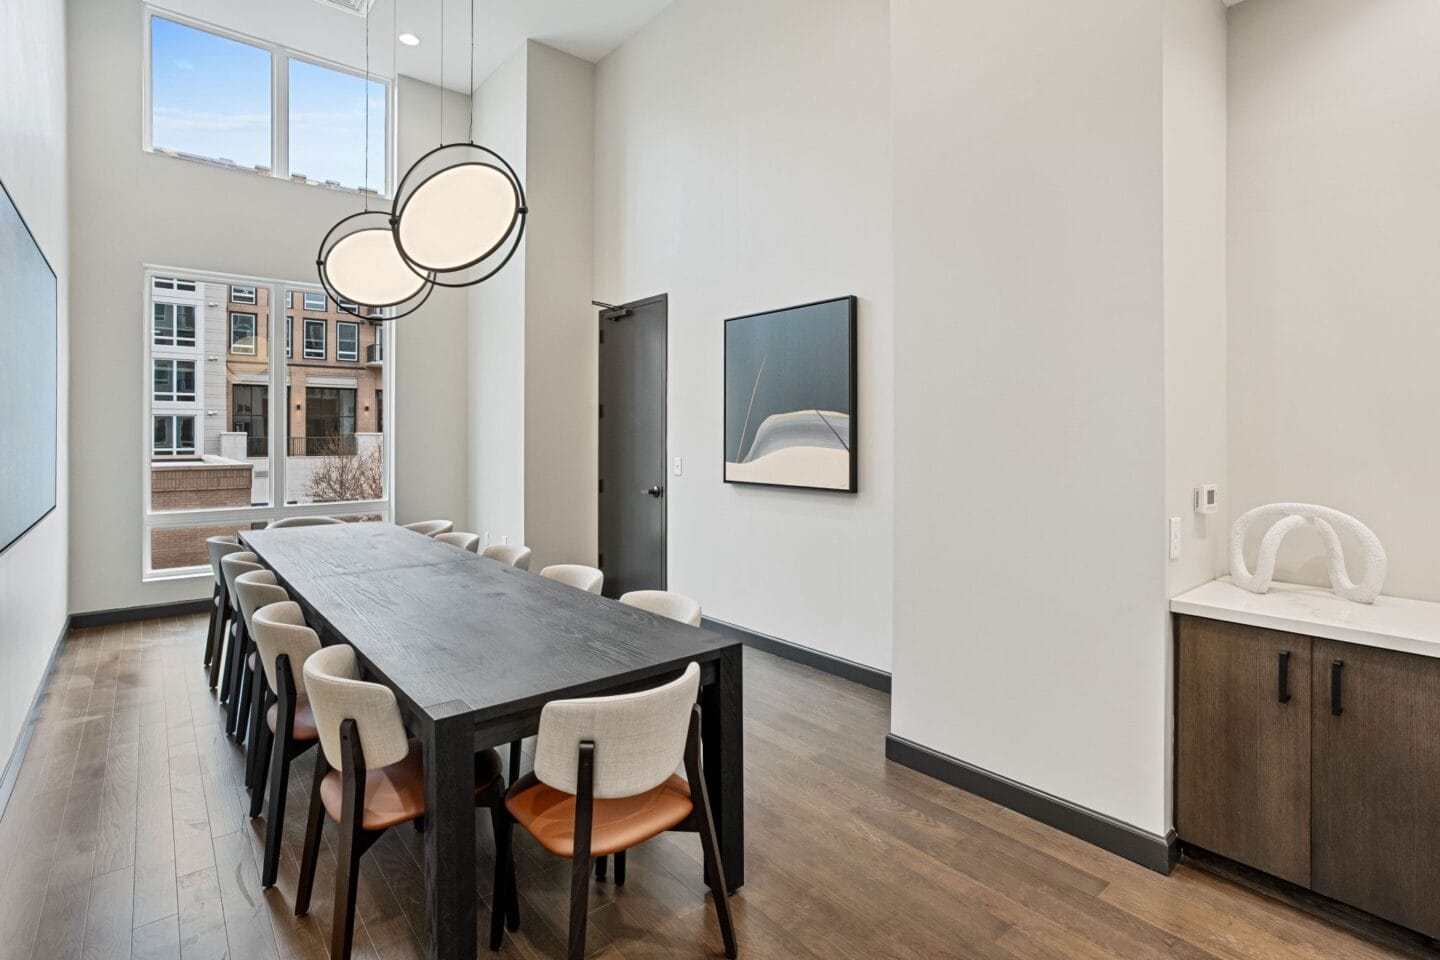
[1277,650,1291,703]
[645,485,664,498]
[1330,659,1344,716]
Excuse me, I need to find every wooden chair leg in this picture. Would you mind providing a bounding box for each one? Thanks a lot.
[489,804,511,950]
[208,601,228,691]
[614,849,626,887]
[508,739,523,786]
[248,700,274,816]
[567,741,595,960]
[294,753,328,917]
[218,619,238,704]
[686,706,736,959]
[332,807,363,960]
[244,678,269,789]
[233,650,254,743]
[567,853,591,960]
[203,585,220,668]
[594,855,607,881]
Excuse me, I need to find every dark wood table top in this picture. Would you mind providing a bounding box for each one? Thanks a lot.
[239,522,737,724]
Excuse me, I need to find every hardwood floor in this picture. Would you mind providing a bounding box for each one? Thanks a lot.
[0,613,1421,959]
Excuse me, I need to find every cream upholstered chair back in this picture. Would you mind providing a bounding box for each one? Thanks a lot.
[619,590,703,628]
[221,552,263,611]
[303,644,410,771]
[206,535,243,586]
[434,531,481,552]
[268,516,343,528]
[251,601,321,691]
[481,543,532,570]
[234,569,289,637]
[402,519,453,537]
[539,564,604,595]
[534,662,700,799]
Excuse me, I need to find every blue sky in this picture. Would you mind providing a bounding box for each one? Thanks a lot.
[151,17,386,192]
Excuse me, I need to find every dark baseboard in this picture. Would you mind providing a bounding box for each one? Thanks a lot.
[702,616,890,693]
[69,597,211,629]
[0,616,70,820]
[885,734,1177,874]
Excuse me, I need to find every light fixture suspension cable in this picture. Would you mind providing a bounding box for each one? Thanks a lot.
[468,0,475,142]
[438,0,444,145]
[362,0,370,209]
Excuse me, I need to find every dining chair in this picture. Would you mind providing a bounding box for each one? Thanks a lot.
[268,516,344,528]
[204,535,244,687]
[539,564,604,595]
[401,519,453,537]
[248,600,321,888]
[233,569,291,790]
[434,531,481,552]
[619,590,703,627]
[481,542,532,571]
[495,662,735,959]
[220,551,263,737]
[296,644,513,960]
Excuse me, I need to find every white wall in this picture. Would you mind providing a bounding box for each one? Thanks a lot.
[593,0,894,670]
[67,0,470,612]
[468,47,529,547]
[890,0,1170,834]
[1228,0,1440,602]
[0,0,70,773]
[394,76,472,528]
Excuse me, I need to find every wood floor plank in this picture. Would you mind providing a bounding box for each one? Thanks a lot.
[81,866,135,960]
[131,915,180,960]
[176,867,226,960]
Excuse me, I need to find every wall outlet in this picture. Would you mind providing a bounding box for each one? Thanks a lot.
[673,457,684,477]
[1168,517,1182,561]
[1193,483,1218,514]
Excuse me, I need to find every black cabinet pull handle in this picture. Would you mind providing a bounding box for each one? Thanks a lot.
[1277,650,1291,703]
[1330,659,1344,716]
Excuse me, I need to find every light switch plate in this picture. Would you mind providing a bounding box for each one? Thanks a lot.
[1168,517,1182,560]
[673,457,683,477]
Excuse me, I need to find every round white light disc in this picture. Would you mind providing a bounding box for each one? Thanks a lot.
[324,228,427,306]
[397,163,519,271]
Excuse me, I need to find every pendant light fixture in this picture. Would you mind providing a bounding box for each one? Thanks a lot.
[316,0,434,318]
[389,0,527,288]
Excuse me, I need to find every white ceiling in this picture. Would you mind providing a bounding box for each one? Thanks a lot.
[391,0,673,91]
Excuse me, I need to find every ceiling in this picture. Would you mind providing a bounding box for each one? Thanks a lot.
[391,0,673,91]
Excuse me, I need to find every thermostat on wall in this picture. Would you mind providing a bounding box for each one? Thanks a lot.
[1194,484,1218,515]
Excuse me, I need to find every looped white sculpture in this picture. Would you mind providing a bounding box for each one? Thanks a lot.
[1229,503,1386,604]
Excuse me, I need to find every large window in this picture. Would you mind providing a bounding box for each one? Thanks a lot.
[303,319,326,359]
[147,13,391,194]
[143,269,392,578]
[152,359,197,402]
[337,321,359,362]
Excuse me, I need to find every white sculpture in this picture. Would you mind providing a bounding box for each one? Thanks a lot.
[1229,503,1386,604]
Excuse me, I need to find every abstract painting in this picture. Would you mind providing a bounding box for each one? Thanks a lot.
[724,296,856,492]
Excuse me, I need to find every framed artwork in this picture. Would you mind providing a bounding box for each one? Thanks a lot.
[723,295,857,493]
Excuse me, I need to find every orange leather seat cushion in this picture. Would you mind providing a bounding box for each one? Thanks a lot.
[506,773,694,858]
[266,696,319,741]
[320,741,503,832]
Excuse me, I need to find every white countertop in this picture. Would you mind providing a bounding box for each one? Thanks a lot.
[1171,577,1440,659]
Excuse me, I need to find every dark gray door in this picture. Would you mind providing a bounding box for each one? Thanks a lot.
[598,295,667,599]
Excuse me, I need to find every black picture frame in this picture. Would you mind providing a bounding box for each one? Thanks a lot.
[722,295,858,494]
[0,176,59,557]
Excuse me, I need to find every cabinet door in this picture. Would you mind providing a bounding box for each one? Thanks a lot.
[1176,616,1311,886]
[1311,639,1440,937]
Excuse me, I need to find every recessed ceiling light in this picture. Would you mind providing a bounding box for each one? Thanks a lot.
[398,32,420,46]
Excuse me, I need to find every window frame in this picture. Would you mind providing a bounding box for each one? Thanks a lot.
[336,320,360,362]
[141,7,396,197]
[303,318,327,360]
[230,284,257,304]
[152,414,198,456]
[303,292,327,311]
[152,358,199,403]
[230,312,258,356]
[285,315,293,358]
[142,265,395,582]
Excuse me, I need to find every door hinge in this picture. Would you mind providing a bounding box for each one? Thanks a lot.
[599,328,605,344]
[598,403,604,419]
[598,478,604,494]
[598,552,604,569]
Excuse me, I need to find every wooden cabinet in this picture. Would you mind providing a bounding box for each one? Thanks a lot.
[1176,617,1311,886]
[1176,616,1440,938]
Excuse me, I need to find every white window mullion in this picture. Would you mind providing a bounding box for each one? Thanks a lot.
[274,46,289,180]
[270,281,286,509]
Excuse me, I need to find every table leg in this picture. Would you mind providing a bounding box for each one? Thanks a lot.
[422,703,477,960]
[701,646,744,891]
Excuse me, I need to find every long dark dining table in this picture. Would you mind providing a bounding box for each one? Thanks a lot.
[239,522,744,960]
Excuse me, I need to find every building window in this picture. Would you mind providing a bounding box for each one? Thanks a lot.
[153,303,197,347]
[152,276,197,292]
[285,316,293,358]
[231,284,257,304]
[304,387,357,455]
[152,359,197,402]
[232,384,269,457]
[303,318,326,359]
[147,13,392,194]
[303,292,326,311]
[375,388,383,431]
[337,321,359,361]
[369,325,384,364]
[230,312,258,355]
[153,415,197,456]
